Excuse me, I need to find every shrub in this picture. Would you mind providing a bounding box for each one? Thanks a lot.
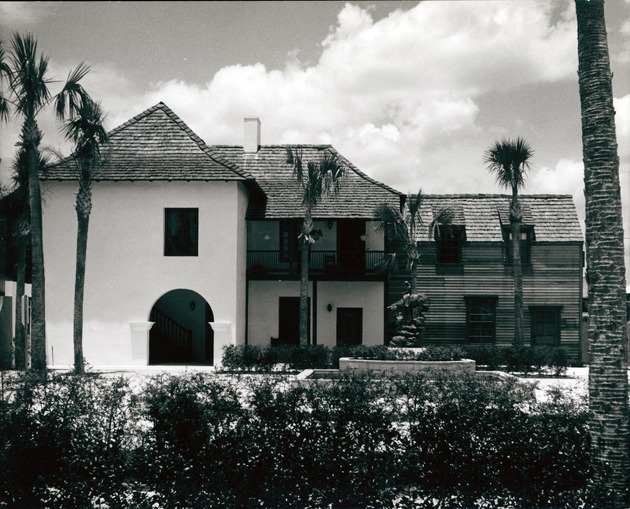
[0,371,141,508]
[139,373,248,508]
[0,368,603,508]
[461,345,569,376]
[397,373,599,508]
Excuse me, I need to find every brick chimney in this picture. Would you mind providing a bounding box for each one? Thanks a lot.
[243,117,261,153]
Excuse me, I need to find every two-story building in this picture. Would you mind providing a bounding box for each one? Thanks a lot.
[4,103,401,367]
[0,103,584,367]
[212,119,400,350]
[390,194,584,361]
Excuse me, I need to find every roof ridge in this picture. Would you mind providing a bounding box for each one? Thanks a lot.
[420,193,575,199]
[325,146,403,196]
[212,144,333,149]
[106,102,165,137]
[108,102,254,181]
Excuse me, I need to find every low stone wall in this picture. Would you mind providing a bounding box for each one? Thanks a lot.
[338,357,476,375]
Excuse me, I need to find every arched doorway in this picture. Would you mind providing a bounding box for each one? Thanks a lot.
[148,289,214,365]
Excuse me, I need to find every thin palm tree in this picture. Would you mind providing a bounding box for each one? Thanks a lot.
[484,137,533,347]
[8,149,52,370]
[286,148,344,346]
[61,99,108,374]
[575,0,629,505]
[374,190,453,346]
[375,190,453,295]
[0,33,93,371]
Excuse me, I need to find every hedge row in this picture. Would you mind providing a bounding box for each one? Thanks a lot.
[0,370,613,508]
[461,345,569,376]
[222,344,569,375]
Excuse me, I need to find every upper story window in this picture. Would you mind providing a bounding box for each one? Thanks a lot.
[164,208,198,257]
[435,225,465,264]
[504,226,533,264]
[279,220,300,262]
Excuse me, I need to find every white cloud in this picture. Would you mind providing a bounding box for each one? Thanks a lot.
[0,2,52,27]
[1,1,628,281]
[90,1,573,196]
[530,159,585,227]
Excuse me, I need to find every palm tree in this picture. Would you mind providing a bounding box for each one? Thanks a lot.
[375,191,453,295]
[61,99,108,374]
[575,0,629,505]
[374,190,453,346]
[0,33,93,371]
[286,148,344,346]
[484,138,533,347]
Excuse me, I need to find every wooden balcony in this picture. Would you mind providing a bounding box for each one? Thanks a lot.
[247,250,386,279]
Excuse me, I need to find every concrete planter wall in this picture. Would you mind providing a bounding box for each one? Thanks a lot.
[338,357,476,376]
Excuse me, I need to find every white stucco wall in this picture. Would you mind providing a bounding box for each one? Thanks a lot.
[41,180,247,366]
[316,281,384,347]
[247,280,307,347]
[247,280,384,348]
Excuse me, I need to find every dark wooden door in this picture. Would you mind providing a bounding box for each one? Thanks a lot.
[278,297,309,345]
[336,308,363,346]
[337,220,365,274]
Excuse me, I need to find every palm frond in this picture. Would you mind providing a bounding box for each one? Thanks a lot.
[0,43,12,81]
[375,252,400,275]
[55,62,92,120]
[373,202,408,244]
[429,207,455,240]
[12,145,53,191]
[407,189,425,239]
[9,33,51,117]
[484,137,533,191]
[62,99,108,182]
[0,93,9,122]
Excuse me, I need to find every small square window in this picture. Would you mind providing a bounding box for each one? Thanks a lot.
[436,226,465,264]
[504,226,533,264]
[164,208,198,256]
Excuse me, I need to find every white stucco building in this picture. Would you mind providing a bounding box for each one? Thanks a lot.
[1,103,400,367]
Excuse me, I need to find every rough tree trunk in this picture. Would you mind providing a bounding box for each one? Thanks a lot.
[24,118,47,373]
[575,0,629,505]
[73,183,92,373]
[510,193,524,347]
[299,215,311,346]
[14,219,28,370]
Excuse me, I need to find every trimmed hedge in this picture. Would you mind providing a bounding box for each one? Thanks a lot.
[0,369,614,508]
[461,345,569,376]
[223,344,568,375]
[221,344,463,372]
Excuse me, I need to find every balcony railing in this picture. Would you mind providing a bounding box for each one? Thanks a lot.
[247,250,385,278]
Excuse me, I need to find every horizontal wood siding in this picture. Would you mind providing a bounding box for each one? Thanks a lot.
[387,241,583,362]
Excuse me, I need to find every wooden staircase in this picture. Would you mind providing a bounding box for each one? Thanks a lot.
[149,307,193,364]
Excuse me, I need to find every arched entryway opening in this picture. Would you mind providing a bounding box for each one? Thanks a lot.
[148,289,214,365]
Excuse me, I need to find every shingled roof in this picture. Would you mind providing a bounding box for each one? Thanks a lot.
[44,102,254,182]
[414,194,583,242]
[211,145,402,219]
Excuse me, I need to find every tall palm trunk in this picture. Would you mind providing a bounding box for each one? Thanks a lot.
[575,0,629,505]
[14,215,28,370]
[73,182,92,373]
[510,189,524,346]
[410,258,418,294]
[24,118,47,372]
[299,214,311,346]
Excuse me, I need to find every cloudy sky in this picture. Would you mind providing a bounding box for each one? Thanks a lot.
[1,1,629,282]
